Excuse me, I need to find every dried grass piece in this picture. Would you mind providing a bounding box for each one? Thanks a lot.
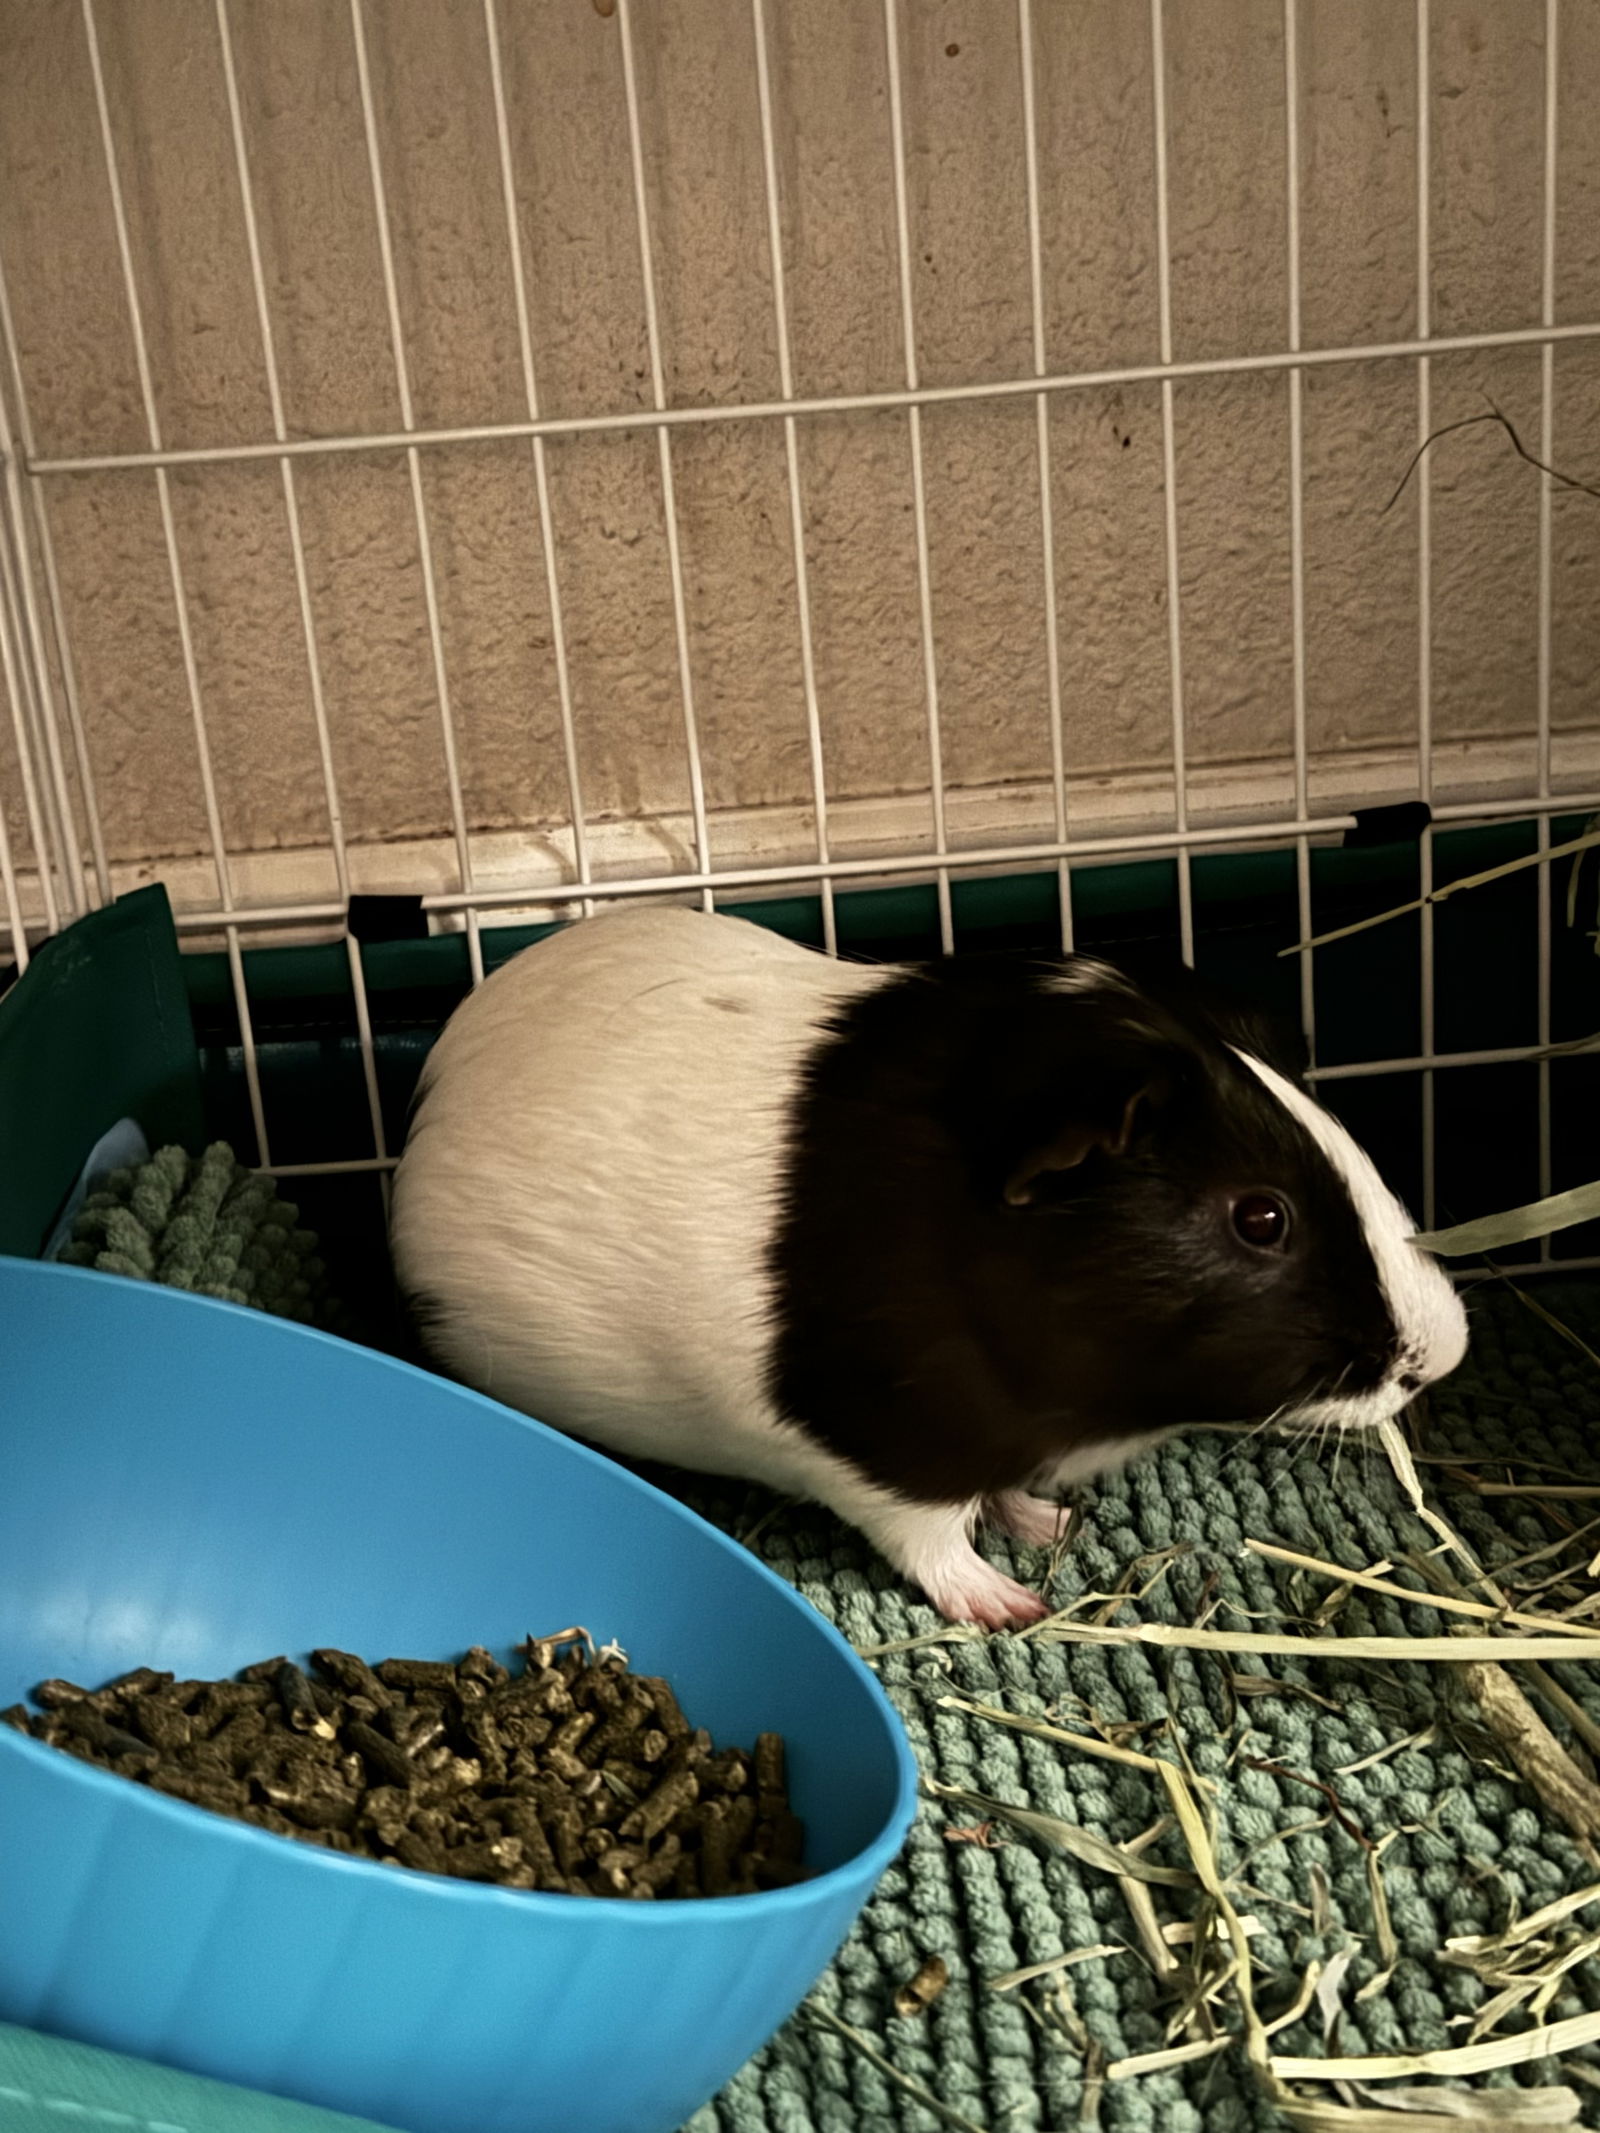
[1310,1865,1333,1935]
[1453,1483,1600,1502]
[987,1915,1264,1996]
[1474,1518,1600,1591]
[1038,1621,1600,1664]
[1521,1664,1600,1764]
[1355,1836,1400,2004]
[926,1780,1194,1890]
[1281,823,1600,961]
[1120,1875,1179,1980]
[804,2006,992,2133]
[1412,1185,1600,1259]
[854,1625,986,1660]
[1458,1661,1600,1858]
[1334,1726,1437,1776]
[1447,1879,1600,1958]
[1231,1672,1344,1713]
[1242,1757,1373,1851]
[935,1694,1170,1773]
[1356,2086,1579,2122]
[1312,1946,1358,2039]
[1510,1931,1600,2034]
[1242,1542,1600,1646]
[1271,2003,1600,2080]
[988,1947,1125,1991]
[1377,1419,1491,1587]
[1078,2036,1107,2129]
[1155,1755,1272,2080]
[1277,2093,1579,2132]
[1266,1959,1327,2044]
[1383,401,1600,515]
[942,1820,1002,1849]
[1106,2034,1231,2081]
[892,1955,949,2019]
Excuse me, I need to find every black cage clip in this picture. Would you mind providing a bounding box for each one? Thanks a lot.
[347,895,430,945]
[1342,800,1433,851]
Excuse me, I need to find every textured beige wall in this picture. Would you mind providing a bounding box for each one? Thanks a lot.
[2,0,1598,902]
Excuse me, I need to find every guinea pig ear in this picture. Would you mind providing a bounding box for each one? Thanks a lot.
[1002,1088,1149,1206]
[975,974,1197,1208]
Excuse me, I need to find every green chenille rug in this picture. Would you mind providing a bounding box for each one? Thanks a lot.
[54,1141,359,1338]
[22,1147,1600,2131]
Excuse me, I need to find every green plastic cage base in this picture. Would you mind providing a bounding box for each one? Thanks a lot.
[4,817,1599,1311]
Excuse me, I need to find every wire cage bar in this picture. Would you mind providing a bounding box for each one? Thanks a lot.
[215,0,388,1182]
[615,0,715,917]
[1016,0,1072,956]
[1282,0,1314,1064]
[750,0,837,958]
[17,318,1600,478]
[0,238,110,917]
[1536,0,1562,1261]
[0,0,1591,1287]
[482,0,593,922]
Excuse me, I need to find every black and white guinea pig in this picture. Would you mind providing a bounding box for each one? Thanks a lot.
[390,905,1468,1629]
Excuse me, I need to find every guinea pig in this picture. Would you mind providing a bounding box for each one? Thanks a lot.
[389,904,1468,1629]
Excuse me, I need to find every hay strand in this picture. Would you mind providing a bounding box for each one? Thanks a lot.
[1414,1184,1600,1257]
[1279,825,1600,959]
[1276,2093,1579,2131]
[1034,1619,1600,1663]
[1459,1660,1600,1856]
[1447,1879,1600,1958]
[1270,2004,1600,2080]
[926,1780,1196,1889]
[936,1694,1172,1771]
[1241,1541,1600,1644]
[1106,2033,1231,2080]
[804,2006,993,2133]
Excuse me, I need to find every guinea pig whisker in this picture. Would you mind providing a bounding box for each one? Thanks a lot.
[1330,1418,1347,1491]
[1283,1413,1318,1461]
[1242,1397,1296,1446]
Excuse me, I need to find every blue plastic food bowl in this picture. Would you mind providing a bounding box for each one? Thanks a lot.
[0,1258,918,2133]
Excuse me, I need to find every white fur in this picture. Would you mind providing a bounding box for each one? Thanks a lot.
[1232,1048,1468,1427]
[1048,957,1134,999]
[392,906,1046,1627]
[1033,1435,1167,1493]
[393,907,881,1466]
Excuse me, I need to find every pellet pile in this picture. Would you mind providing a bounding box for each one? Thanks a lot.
[2,1632,808,1901]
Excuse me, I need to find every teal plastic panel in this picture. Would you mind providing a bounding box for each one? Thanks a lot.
[0,886,205,1258]
[0,2022,401,2133]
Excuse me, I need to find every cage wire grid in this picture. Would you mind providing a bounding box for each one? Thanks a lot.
[0,0,1593,1272]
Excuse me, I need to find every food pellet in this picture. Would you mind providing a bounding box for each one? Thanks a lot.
[1,1634,810,1900]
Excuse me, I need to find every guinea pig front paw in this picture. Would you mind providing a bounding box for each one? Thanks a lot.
[923,1552,1051,1632]
[985,1489,1073,1551]
[854,1495,1053,1631]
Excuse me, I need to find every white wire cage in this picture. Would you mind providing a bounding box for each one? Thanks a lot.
[0,0,1595,1275]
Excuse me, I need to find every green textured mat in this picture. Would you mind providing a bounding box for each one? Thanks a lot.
[55,1141,360,1339]
[20,1146,1600,2128]
[671,1281,1600,2132]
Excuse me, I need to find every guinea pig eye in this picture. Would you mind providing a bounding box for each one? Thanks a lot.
[1231,1192,1291,1250]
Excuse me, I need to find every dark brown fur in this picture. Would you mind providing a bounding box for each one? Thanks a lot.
[767,958,1394,1503]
